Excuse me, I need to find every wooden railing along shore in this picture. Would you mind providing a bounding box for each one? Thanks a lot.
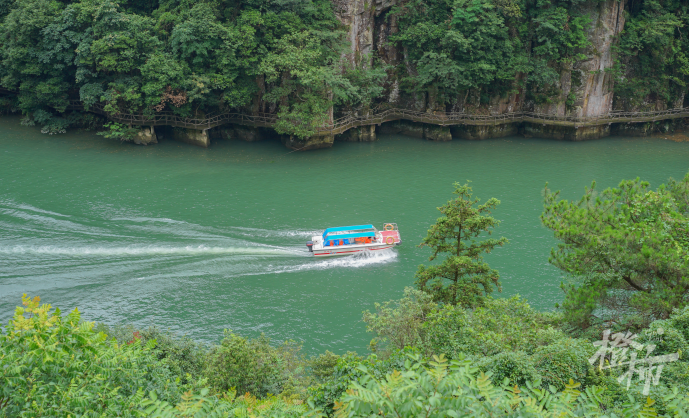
[0,89,683,135]
[70,102,689,136]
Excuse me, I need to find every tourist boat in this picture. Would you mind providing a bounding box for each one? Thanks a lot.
[306,224,401,257]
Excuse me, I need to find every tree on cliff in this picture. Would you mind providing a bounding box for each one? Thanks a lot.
[415,182,508,307]
[542,173,689,329]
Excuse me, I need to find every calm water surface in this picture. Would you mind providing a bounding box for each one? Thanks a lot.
[1,115,688,352]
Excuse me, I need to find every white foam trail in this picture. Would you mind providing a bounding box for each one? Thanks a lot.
[310,249,398,268]
[110,216,186,224]
[0,245,305,257]
[0,204,124,238]
[269,249,398,274]
[0,201,71,218]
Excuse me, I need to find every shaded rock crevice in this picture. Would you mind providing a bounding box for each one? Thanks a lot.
[282,134,335,150]
[133,126,157,145]
[173,128,210,148]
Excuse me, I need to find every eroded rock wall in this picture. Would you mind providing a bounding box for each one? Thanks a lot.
[533,0,626,118]
[332,0,629,141]
[333,0,376,67]
[336,125,377,141]
[577,0,626,117]
[521,124,610,141]
[211,0,645,148]
[173,128,210,148]
[282,134,335,150]
[218,125,264,142]
[133,126,157,145]
[451,124,519,140]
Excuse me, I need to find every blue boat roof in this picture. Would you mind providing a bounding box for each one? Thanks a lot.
[323,224,374,239]
[324,232,376,243]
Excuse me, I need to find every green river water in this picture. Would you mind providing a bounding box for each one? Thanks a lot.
[1,115,688,353]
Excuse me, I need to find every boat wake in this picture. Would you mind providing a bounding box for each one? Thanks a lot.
[0,199,396,283]
[0,244,301,257]
[308,249,397,269]
[254,249,398,276]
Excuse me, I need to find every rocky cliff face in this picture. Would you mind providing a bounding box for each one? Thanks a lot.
[527,0,626,140]
[341,0,636,140]
[335,0,627,121]
[333,0,376,67]
[534,0,626,117]
[175,0,653,148]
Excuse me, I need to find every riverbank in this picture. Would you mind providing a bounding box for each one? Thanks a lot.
[4,104,689,150]
[65,100,689,147]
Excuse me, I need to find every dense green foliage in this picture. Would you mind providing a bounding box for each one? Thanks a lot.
[388,0,593,107]
[0,295,185,417]
[0,0,385,138]
[96,323,207,385]
[364,292,593,389]
[335,354,689,417]
[542,173,689,330]
[362,287,436,354]
[4,290,687,417]
[415,182,508,306]
[141,389,310,417]
[203,331,312,399]
[2,0,689,139]
[362,290,689,413]
[389,0,689,110]
[615,0,689,109]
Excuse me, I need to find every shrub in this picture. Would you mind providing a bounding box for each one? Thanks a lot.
[307,348,416,415]
[97,323,207,385]
[310,351,341,383]
[362,287,435,355]
[97,121,141,142]
[0,295,182,417]
[202,331,308,398]
[637,322,688,358]
[141,389,310,418]
[531,338,594,391]
[333,354,689,417]
[667,305,689,343]
[423,296,564,358]
[474,351,541,387]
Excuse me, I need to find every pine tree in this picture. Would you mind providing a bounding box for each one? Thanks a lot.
[415,182,508,307]
[542,173,689,329]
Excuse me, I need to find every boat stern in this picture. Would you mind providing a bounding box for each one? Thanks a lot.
[380,223,401,245]
[307,235,325,252]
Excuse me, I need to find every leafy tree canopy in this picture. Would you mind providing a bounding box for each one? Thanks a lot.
[2,291,689,416]
[3,0,689,135]
[542,173,689,329]
[614,0,689,109]
[0,294,183,417]
[0,0,385,137]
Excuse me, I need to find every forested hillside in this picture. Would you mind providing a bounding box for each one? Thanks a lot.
[1,0,688,141]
